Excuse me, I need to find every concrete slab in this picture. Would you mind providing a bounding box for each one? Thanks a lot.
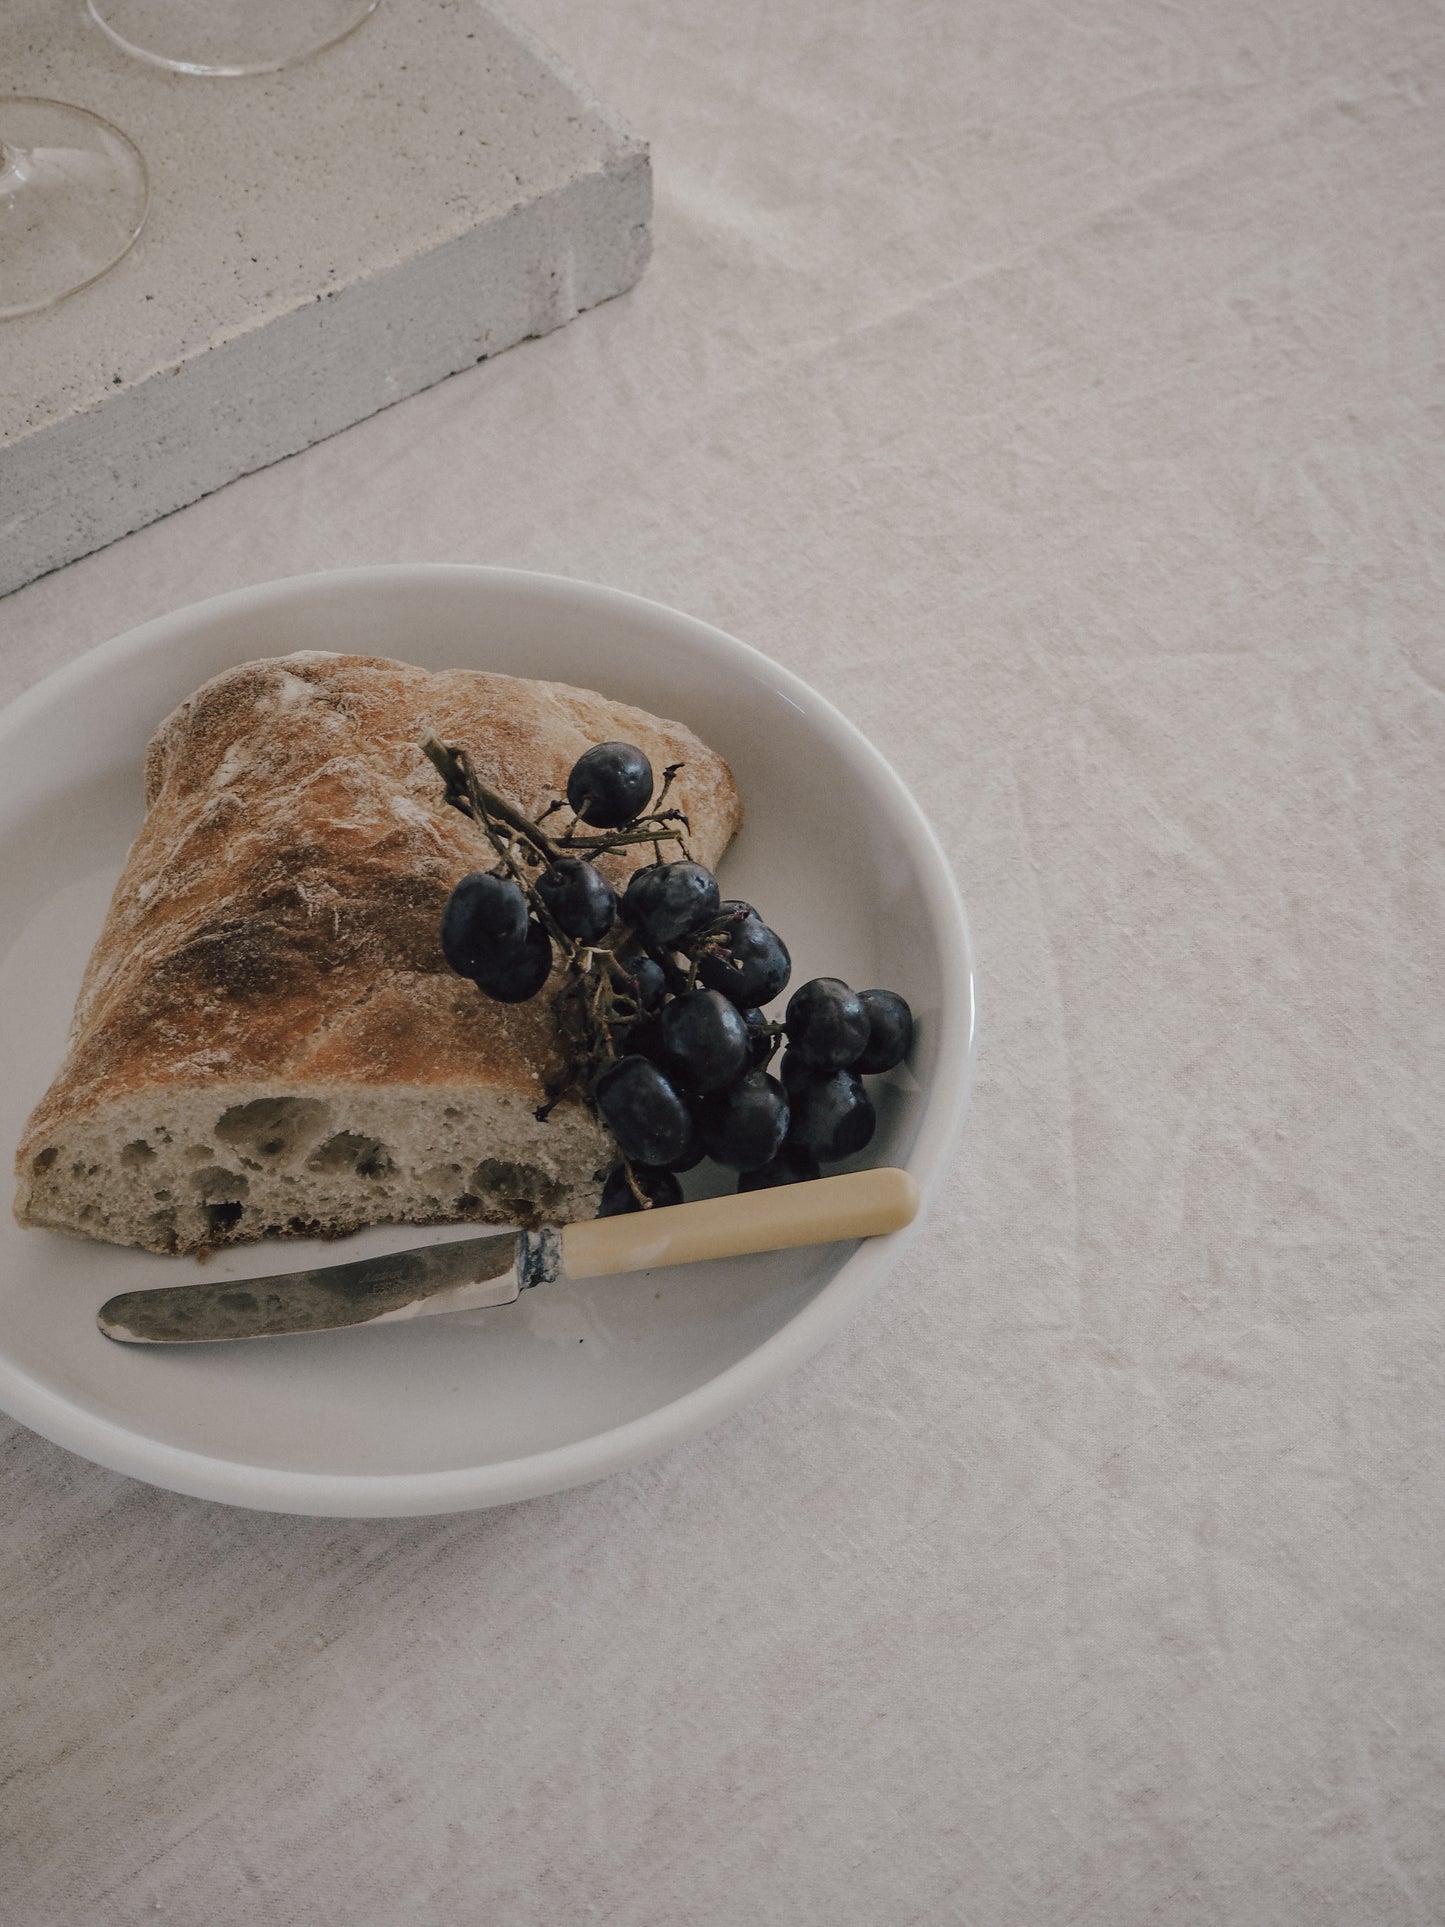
[0,0,650,597]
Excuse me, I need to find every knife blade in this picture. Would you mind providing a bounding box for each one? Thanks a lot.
[97,1228,535,1344]
[97,1165,919,1345]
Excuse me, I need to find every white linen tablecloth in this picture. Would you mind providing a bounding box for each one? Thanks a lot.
[3,1,1442,1920]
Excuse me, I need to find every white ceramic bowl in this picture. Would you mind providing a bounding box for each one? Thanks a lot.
[0,568,975,1514]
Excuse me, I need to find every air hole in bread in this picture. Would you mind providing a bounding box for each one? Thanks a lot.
[307,1132,395,1181]
[419,1163,464,1190]
[194,1165,249,1206]
[32,1147,57,1174]
[216,1097,330,1164]
[471,1159,567,1221]
[121,1139,156,1167]
[206,1201,245,1236]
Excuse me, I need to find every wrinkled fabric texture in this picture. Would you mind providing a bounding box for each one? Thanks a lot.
[3,1,1443,1922]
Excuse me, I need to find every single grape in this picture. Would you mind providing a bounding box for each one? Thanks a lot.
[696,1070,790,1171]
[566,742,654,828]
[853,988,914,1074]
[784,1067,876,1161]
[440,871,529,978]
[535,857,617,944]
[469,918,553,1003]
[659,988,751,1093]
[629,956,668,1013]
[738,1144,821,1192]
[621,861,721,947]
[784,976,870,1069]
[697,901,792,1006]
[598,1163,684,1216]
[595,1055,699,1168]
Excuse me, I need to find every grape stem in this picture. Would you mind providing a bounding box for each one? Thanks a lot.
[622,1161,653,1209]
[559,823,688,853]
[420,735,565,865]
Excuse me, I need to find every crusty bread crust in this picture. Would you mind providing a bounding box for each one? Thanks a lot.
[14,652,741,1250]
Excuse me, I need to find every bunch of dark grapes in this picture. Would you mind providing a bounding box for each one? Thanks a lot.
[425,734,912,1217]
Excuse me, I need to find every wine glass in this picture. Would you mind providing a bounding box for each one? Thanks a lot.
[0,96,148,320]
[85,0,379,77]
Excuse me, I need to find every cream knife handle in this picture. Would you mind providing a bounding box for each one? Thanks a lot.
[559,1166,919,1281]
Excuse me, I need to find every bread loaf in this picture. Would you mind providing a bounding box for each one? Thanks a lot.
[14,652,742,1253]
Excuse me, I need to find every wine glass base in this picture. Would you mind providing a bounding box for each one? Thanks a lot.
[85,0,380,77]
[0,98,149,321]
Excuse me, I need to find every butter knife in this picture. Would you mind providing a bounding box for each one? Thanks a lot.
[97,1166,919,1344]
